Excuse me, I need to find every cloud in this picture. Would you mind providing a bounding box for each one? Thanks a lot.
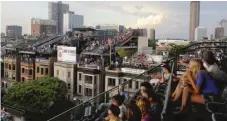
[127,14,167,28]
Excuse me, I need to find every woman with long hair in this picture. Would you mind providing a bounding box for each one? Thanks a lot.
[136,96,152,121]
[177,59,219,112]
[172,59,203,102]
[126,100,142,121]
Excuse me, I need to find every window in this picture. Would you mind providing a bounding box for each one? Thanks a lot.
[22,77,25,82]
[9,64,11,70]
[5,72,8,78]
[119,79,123,84]
[85,75,92,84]
[79,73,82,80]
[22,68,25,73]
[57,70,59,76]
[129,80,132,89]
[5,63,8,69]
[68,83,71,90]
[45,68,48,75]
[68,72,71,78]
[79,85,82,93]
[29,69,32,75]
[41,68,43,75]
[85,88,92,96]
[12,75,15,80]
[135,81,139,89]
[12,64,15,70]
[37,67,39,73]
[108,78,116,86]
[94,76,96,84]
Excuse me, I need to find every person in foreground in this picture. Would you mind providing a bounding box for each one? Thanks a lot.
[136,96,152,121]
[178,59,219,112]
[106,104,121,121]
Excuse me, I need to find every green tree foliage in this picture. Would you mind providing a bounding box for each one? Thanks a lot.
[3,77,67,113]
[169,44,188,56]
[148,39,157,49]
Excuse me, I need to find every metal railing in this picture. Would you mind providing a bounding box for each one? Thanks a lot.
[161,61,175,121]
[47,57,175,121]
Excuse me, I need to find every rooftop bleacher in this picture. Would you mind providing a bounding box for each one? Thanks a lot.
[46,41,227,121]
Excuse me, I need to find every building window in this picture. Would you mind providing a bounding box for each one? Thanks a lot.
[37,67,39,73]
[9,64,11,70]
[85,88,92,96]
[22,77,25,82]
[12,75,15,80]
[29,69,32,75]
[108,78,116,86]
[45,68,48,75]
[79,73,82,80]
[57,70,59,76]
[94,76,96,84]
[68,72,71,78]
[41,68,43,75]
[129,80,132,89]
[68,83,71,90]
[79,85,82,93]
[22,68,25,73]
[135,81,139,89]
[5,63,8,69]
[85,75,92,84]
[12,64,15,70]
[5,72,8,78]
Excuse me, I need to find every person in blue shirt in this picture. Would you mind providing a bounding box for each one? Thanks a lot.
[177,59,219,112]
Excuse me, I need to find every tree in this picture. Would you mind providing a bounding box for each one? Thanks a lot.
[3,77,67,114]
[168,44,188,56]
[148,39,157,50]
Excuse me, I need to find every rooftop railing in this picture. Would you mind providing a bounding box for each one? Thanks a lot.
[47,57,175,121]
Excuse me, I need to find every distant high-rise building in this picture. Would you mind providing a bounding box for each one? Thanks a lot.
[48,1,69,34]
[215,26,224,40]
[63,11,84,34]
[1,33,5,37]
[95,24,124,33]
[150,29,155,40]
[189,1,200,41]
[219,19,227,37]
[210,34,213,41]
[131,28,147,37]
[31,18,57,36]
[6,25,22,38]
[195,26,207,41]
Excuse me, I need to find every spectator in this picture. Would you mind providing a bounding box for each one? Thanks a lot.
[177,59,219,112]
[160,63,171,83]
[136,96,152,121]
[97,94,127,120]
[119,86,126,98]
[105,104,121,121]
[202,50,227,88]
[126,100,142,121]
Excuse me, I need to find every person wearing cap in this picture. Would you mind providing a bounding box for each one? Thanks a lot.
[202,50,227,85]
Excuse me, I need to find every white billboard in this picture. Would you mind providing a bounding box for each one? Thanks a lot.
[57,46,76,63]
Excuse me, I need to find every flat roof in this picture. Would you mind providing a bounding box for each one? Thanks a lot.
[73,28,96,31]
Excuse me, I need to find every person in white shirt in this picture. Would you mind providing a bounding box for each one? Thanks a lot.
[202,51,227,83]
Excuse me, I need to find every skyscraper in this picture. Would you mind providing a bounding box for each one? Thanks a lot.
[48,1,69,34]
[150,29,155,40]
[189,1,200,41]
[219,19,227,37]
[215,26,224,40]
[63,11,84,33]
[195,26,207,41]
[6,25,22,38]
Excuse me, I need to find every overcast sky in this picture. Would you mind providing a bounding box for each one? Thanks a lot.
[1,1,227,39]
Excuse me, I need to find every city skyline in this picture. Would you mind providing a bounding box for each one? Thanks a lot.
[1,1,227,39]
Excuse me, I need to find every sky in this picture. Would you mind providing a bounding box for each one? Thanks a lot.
[1,1,227,39]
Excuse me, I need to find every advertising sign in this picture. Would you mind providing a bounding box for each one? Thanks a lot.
[57,46,76,63]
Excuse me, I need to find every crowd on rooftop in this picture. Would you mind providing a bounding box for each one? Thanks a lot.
[80,50,227,121]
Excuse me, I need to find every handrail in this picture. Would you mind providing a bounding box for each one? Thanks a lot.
[161,60,175,120]
[47,57,176,121]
